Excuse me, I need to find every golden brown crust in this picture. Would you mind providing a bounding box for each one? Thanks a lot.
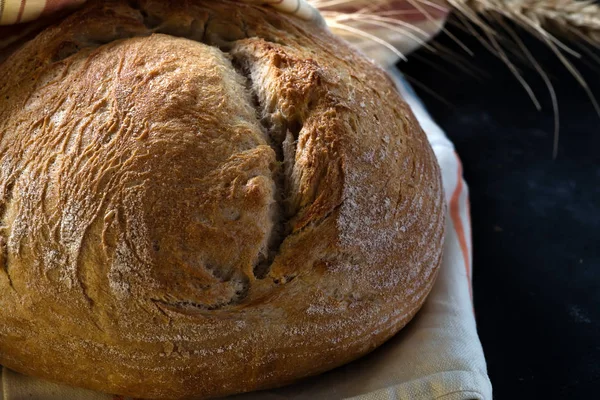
[0,1,445,398]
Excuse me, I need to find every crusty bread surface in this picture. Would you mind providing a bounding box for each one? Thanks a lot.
[0,1,445,398]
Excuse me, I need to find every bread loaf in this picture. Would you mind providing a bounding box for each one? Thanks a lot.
[0,0,445,398]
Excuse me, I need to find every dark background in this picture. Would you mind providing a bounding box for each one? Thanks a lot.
[402,19,600,400]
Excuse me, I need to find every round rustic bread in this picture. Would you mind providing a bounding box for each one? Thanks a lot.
[0,0,445,398]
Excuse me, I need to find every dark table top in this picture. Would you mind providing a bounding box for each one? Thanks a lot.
[402,22,600,400]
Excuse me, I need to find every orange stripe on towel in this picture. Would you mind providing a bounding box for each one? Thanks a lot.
[16,0,25,23]
[450,153,472,301]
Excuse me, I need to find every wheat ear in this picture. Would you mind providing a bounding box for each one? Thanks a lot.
[310,0,600,157]
[451,1,600,42]
[446,1,600,157]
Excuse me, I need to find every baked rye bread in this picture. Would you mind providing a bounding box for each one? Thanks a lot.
[0,0,446,398]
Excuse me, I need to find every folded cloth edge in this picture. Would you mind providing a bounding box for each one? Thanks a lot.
[391,66,492,400]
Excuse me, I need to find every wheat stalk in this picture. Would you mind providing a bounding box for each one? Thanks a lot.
[310,0,600,157]
[445,1,600,157]
[453,0,600,42]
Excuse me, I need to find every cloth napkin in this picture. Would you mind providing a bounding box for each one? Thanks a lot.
[0,1,492,399]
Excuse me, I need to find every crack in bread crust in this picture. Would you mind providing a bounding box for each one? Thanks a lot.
[28,0,324,294]
[0,179,15,290]
[0,1,446,399]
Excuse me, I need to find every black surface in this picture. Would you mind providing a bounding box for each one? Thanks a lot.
[402,22,600,400]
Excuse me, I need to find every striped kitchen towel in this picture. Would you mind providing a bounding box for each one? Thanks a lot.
[0,1,491,399]
[0,0,86,25]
